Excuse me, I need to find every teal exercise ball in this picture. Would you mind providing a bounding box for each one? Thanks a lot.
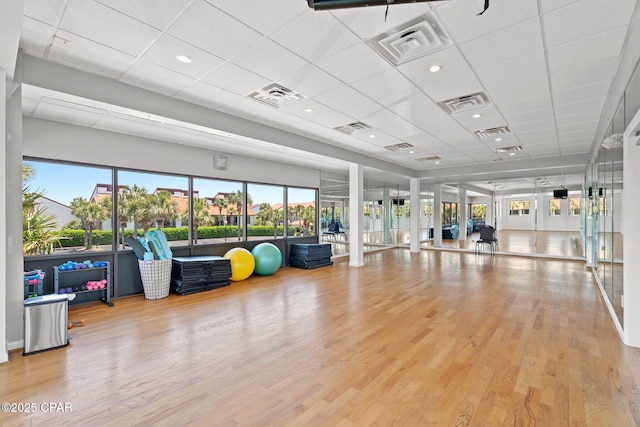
[251,243,282,276]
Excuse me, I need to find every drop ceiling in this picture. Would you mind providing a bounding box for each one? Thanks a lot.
[12,0,640,193]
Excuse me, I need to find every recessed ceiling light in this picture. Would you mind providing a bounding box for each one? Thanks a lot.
[176,55,192,63]
[429,64,442,73]
[509,152,516,156]
[472,113,482,119]
[409,150,414,154]
[304,108,313,113]
[369,134,376,138]
[435,161,440,164]
[495,137,502,142]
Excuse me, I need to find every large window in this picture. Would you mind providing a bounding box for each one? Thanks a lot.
[117,171,189,248]
[22,160,112,255]
[23,159,319,256]
[192,178,243,244]
[287,187,316,237]
[509,200,530,216]
[442,202,459,225]
[569,197,581,216]
[247,183,284,240]
[549,199,561,216]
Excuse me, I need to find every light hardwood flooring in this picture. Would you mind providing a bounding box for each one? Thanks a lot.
[2,249,640,426]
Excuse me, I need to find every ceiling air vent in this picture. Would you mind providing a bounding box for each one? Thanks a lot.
[384,143,414,151]
[437,92,492,114]
[496,145,524,154]
[248,83,306,108]
[418,156,441,162]
[334,122,373,135]
[367,13,452,66]
[601,133,623,149]
[474,126,511,138]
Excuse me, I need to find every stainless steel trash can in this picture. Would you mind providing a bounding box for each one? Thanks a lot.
[23,294,69,355]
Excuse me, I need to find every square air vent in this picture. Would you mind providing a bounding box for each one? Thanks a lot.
[496,145,524,154]
[367,13,452,66]
[418,156,441,162]
[437,92,492,114]
[474,126,511,138]
[384,143,414,151]
[334,122,373,135]
[249,83,306,108]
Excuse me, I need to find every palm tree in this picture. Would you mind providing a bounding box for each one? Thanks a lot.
[300,205,315,235]
[127,184,151,236]
[256,203,272,225]
[227,190,252,240]
[184,197,211,244]
[152,190,178,229]
[270,208,283,238]
[115,187,134,248]
[22,163,64,255]
[212,197,228,226]
[70,197,108,249]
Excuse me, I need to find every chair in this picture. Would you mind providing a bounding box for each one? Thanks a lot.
[332,222,346,241]
[322,222,337,242]
[475,226,498,254]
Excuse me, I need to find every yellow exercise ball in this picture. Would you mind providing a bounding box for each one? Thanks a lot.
[224,247,255,281]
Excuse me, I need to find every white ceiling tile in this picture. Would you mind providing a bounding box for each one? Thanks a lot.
[330,4,434,40]
[47,30,137,78]
[489,77,550,105]
[141,34,225,79]
[540,0,580,13]
[283,65,344,99]
[397,47,472,87]
[59,0,161,56]
[167,0,264,60]
[554,97,606,117]
[360,111,424,138]
[543,0,637,48]
[547,26,629,72]
[459,18,543,70]
[120,60,196,96]
[555,110,602,127]
[210,0,308,36]
[269,12,360,63]
[201,63,271,96]
[422,72,483,103]
[20,17,55,57]
[553,80,612,106]
[316,43,393,84]
[504,109,554,127]
[231,38,310,85]
[475,51,548,89]
[499,94,553,117]
[282,100,354,128]
[436,0,539,43]
[550,57,620,91]
[313,85,381,119]
[510,118,556,134]
[95,0,193,31]
[173,81,239,110]
[24,0,67,26]
[351,69,415,101]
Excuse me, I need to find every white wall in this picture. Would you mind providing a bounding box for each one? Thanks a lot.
[1,70,7,362]
[23,117,320,189]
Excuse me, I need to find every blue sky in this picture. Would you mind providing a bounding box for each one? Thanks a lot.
[25,161,314,206]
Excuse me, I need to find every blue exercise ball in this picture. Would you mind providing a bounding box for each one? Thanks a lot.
[251,243,282,276]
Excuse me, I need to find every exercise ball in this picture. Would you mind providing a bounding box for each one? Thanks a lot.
[251,243,282,276]
[224,247,255,281]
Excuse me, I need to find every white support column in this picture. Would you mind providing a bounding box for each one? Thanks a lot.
[623,109,640,347]
[1,70,8,363]
[5,77,24,353]
[349,163,364,267]
[410,178,420,253]
[459,188,468,242]
[433,184,442,247]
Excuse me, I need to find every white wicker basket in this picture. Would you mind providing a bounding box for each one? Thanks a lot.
[138,258,172,300]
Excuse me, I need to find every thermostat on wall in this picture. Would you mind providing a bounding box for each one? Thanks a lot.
[214,155,227,170]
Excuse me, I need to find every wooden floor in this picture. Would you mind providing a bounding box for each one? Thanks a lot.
[3,249,640,426]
